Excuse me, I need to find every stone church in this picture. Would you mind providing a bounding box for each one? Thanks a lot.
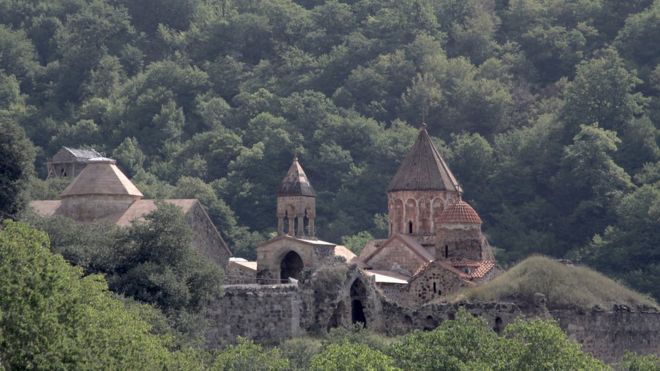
[30,156,232,267]
[226,125,497,307]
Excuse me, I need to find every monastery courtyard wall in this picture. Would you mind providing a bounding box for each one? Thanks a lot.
[206,279,660,363]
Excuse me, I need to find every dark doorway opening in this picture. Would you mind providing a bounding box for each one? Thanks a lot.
[351,300,366,325]
[350,279,368,327]
[280,251,303,282]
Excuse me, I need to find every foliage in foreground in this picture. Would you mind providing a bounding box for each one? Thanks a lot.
[0,220,200,369]
[0,223,647,371]
[459,256,658,310]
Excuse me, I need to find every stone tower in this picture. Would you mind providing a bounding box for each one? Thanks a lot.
[386,124,462,248]
[277,157,316,238]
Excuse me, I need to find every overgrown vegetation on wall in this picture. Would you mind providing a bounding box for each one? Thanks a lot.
[459,256,658,310]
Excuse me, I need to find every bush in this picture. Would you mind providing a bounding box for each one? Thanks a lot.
[310,341,400,371]
[213,338,289,371]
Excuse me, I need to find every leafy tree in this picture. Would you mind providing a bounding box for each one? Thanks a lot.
[310,341,399,371]
[213,337,289,371]
[0,120,35,219]
[0,220,192,369]
[110,202,224,312]
[389,310,509,370]
[563,48,646,134]
[504,318,608,370]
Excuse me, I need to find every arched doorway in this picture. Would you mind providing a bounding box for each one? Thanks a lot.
[350,279,368,327]
[280,251,303,282]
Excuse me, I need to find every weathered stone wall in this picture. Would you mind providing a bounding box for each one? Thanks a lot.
[436,226,484,260]
[366,238,426,276]
[187,202,232,268]
[225,262,257,284]
[208,264,660,363]
[552,307,660,364]
[205,284,302,346]
[405,262,472,306]
[256,237,335,283]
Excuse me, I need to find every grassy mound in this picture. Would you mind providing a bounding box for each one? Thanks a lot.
[458,256,657,310]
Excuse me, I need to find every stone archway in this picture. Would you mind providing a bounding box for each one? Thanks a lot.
[280,251,303,282]
[350,279,368,327]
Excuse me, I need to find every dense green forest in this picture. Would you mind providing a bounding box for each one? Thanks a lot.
[1,0,659,302]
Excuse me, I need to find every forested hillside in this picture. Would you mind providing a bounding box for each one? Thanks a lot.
[1,0,659,300]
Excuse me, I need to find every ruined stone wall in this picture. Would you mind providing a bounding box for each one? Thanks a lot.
[207,265,660,363]
[405,263,472,306]
[205,284,302,346]
[551,307,660,364]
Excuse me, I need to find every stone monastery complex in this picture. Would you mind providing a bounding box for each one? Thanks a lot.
[234,124,498,307]
[29,125,660,362]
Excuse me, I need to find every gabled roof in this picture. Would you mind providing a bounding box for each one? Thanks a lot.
[257,234,336,249]
[277,157,316,197]
[334,245,357,262]
[387,125,462,193]
[364,270,409,284]
[64,147,102,159]
[361,233,433,266]
[51,147,102,162]
[60,158,143,198]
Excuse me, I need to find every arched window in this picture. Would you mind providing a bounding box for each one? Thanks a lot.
[408,221,413,234]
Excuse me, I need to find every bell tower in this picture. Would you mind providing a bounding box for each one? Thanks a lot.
[276,157,316,238]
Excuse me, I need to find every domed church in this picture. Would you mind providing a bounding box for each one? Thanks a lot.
[356,124,497,306]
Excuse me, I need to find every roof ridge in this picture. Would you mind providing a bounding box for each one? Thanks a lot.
[277,157,316,197]
[387,126,462,193]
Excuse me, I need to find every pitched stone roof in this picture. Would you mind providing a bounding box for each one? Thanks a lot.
[387,125,462,193]
[361,233,433,266]
[334,245,357,262]
[28,199,196,226]
[437,200,482,225]
[277,157,316,197]
[60,158,143,198]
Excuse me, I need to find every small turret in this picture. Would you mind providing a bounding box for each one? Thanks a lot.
[276,157,316,237]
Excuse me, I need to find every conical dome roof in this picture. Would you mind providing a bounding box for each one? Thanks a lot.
[387,125,462,193]
[277,157,316,197]
[60,158,143,198]
[437,200,482,225]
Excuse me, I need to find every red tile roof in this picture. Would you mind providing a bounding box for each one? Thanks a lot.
[437,200,482,225]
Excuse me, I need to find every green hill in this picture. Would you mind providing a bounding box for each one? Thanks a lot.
[458,256,658,310]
